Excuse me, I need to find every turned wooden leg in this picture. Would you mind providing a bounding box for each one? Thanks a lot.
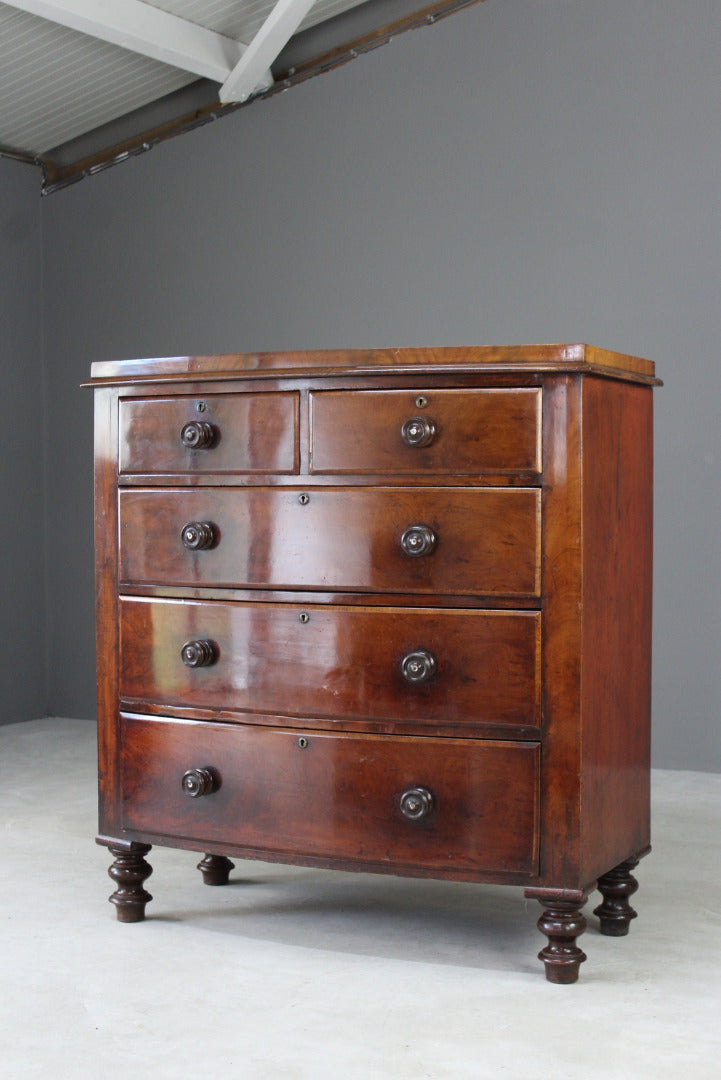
[105,842,153,922]
[594,857,639,936]
[197,854,235,886]
[525,888,589,983]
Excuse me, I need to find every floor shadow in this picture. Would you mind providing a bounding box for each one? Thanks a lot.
[151,866,543,974]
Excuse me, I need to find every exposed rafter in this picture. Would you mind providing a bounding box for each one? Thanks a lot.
[2,0,487,186]
[3,0,249,83]
[220,0,319,103]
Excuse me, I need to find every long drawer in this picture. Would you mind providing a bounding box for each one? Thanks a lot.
[119,597,541,730]
[310,388,541,474]
[120,714,540,875]
[119,392,299,475]
[119,486,541,597]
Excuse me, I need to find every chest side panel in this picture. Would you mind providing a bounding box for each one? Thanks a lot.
[537,377,584,885]
[579,377,653,882]
[94,386,123,834]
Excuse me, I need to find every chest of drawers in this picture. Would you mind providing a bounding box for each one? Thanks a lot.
[88,344,658,982]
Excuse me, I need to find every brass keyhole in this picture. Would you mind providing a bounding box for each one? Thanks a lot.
[298,736,309,749]
[299,493,310,505]
[415,395,428,409]
[299,612,310,624]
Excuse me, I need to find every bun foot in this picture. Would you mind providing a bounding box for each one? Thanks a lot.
[594,858,639,936]
[105,842,153,922]
[197,854,235,886]
[525,888,589,983]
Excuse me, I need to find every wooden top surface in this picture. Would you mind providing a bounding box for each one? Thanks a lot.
[87,344,658,386]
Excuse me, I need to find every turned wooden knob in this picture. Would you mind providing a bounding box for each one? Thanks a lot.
[401,524,436,557]
[180,420,215,449]
[399,786,434,821]
[181,639,217,668]
[401,416,436,447]
[181,767,218,798]
[401,650,437,684]
[181,521,215,550]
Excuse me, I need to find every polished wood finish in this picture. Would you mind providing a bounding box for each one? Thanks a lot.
[119,598,541,732]
[524,888,589,984]
[309,388,541,474]
[98,838,153,922]
[88,344,658,385]
[119,392,299,475]
[94,388,123,835]
[197,854,235,886]
[119,715,540,875]
[118,486,541,597]
[89,345,658,980]
[579,380,653,883]
[594,858,640,936]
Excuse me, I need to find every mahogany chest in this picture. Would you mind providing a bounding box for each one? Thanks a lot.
[89,345,658,982]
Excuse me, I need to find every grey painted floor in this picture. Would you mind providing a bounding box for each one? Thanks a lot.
[2,717,720,1079]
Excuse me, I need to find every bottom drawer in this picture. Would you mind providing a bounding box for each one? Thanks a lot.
[120,714,540,877]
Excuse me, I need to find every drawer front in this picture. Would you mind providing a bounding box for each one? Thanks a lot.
[119,392,299,475]
[120,715,540,875]
[310,388,541,474]
[119,597,541,730]
[119,486,541,597]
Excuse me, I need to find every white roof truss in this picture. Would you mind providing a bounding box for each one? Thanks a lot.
[220,0,319,103]
[1,0,280,91]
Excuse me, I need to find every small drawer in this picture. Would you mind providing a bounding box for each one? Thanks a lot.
[119,486,541,597]
[120,715,540,876]
[310,388,541,475]
[119,597,541,731]
[119,392,299,475]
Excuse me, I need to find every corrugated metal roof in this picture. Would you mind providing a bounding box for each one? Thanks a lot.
[0,0,484,190]
[0,6,194,153]
[0,0,369,156]
[148,0,362,40]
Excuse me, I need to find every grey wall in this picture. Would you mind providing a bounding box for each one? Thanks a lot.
[40,0,721,770]
[0,157,45,723]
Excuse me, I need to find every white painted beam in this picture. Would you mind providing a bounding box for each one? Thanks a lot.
[3,0,249,83]
[219,0,318,103]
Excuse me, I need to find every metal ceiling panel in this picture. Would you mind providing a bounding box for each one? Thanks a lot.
[144,0,366,40]
[0,4,196,153]
[0,0,371,156]
[0,0,484,187]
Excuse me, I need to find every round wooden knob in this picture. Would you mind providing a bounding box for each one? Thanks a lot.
[401,650,437,684]
[181,521,215,550]
[181,639,217,668]
[399,786,434,821]
[180,420,215,449]
[401,524,436,557]
[401,416,436,448]
[181,767,217,798]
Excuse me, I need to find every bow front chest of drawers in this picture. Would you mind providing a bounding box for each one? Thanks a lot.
[88,345,658,982]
